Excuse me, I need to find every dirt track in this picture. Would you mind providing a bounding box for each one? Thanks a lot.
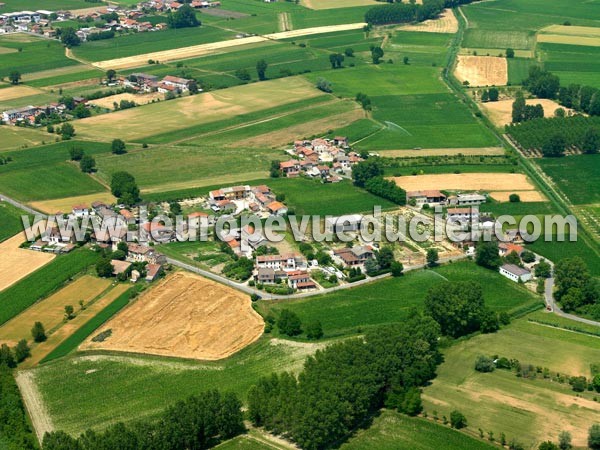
[455,55,508,86]
[80,272,264,360]
[15,371,54,444]
[0,233,54,292]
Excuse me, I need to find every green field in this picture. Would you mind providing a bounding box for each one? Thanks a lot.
[0,126,48,152]
[0,201,25,242]
[507,57,535,85]
[0,249,100,326]
[422,315,600,448]
[385,31,453,68]
[258,261,541,338]
[32,337,325,435]
[0,34,79,77]
[341,411,496,450]
[537,155,600,205]
[0,0,93,12]
[538,43,600,89]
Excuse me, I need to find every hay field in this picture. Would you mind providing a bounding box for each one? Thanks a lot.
[0,233,54,293]
[89,92,163,109]
[0,85,43,101]
[0,126,46,151]
[75,77,322,141]
[390,173,537,192]
[29,192,117,215]
[0,275,111,347]
[455,55,508,86]
[300,0,379,10]
[481,98,575,127]
[80,272,264,360]
[397,8,458,34]
[380,147,504,157]
[538,24,600,46]
[488,190,546,202]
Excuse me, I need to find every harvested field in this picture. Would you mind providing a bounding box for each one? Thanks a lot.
[0,85,43,101]
[264,23,366,39]
[481,98,576,127]
[488,190,547,202]
[80,272,264,360]
[300,0,379,10]
[390,173,538,192]
[68,6,108,15]
[15,371,54,443]
[0,46,18,55]
[21,65,94,82]
[397,8,458,34]
[200,8,249,19]
[0,233,54,292]
[0,275,111,347]
[455,55,508,86]
[89,92,163,109]
[140,171,267,194]
[379,147,504,157]
[29,192,117,215]
[537,34,600,47]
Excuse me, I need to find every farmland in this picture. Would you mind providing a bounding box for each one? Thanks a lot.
[0,201,25,242]
[538,42,600,89]
[0,126,47,152]
[537,155,600,206]
[0,233,55,292]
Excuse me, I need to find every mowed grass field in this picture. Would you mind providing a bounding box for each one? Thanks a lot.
[258,261,541,338]
[75,77,325,142]
[0,126,48,152]
[536,155,600,206]
[31,337,327,435]
[538,43,600,89]
[0,201,25,242]
[422,316,600,448]
[304,65,498,150]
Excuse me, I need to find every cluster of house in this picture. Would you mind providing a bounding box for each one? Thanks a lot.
[109,243,165,283]
[279,137,363,181]
[208,184,288,217]
[1,100,85,125]
[138,0,221,12]
[118,73,198,94]
[497,242,534,283]
[254,253,317,290]
[0,10,67,34]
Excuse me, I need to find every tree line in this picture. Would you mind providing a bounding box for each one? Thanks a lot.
[0,365,37,450]
[365,0,480,25]
[352,159,407,204]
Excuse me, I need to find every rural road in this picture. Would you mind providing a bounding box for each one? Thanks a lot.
[168,253,468,301]
[0,194,46,217]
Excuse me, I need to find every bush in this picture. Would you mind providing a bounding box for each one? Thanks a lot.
[474,355,495,373]
[277,309,302,336]
[450,410,467,429]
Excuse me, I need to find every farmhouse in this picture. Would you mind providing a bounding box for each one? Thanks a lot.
[160,75,193,92]
[407,190,446,206]
[256,267,287,284]
[72,204,91,218]
[280,160,300,177]
[499,243,524,257]
[499,264,531,283]
[127,243,166,265]
[325,214,364,234]
[456,193,487,206]
[266,201,288,216]
[256,254,305,271]
[111,259,132,275]
[145,263,163,282]
[333,245,374,267]
[2,106,39,124]
[446,207,479,222]
[287,271,316,290]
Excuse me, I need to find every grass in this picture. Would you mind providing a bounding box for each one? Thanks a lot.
[538,43,600,89]
[41,287,135,363]
[537,155,600,206]
[422,315,600,448]
[506,57,534,85]
[0,126,48,151]
[0,201,25,242]
[33,337,324,434]
[0,249,100,326]
[257,261,541,338]
[0,0,91,12]
[527,237,600,276]
[341,411,496,450]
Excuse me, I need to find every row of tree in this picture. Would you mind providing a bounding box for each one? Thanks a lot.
[0,365,37,449]
[43,390,244,450]
[365,0,480,25]
[352,159,407,204]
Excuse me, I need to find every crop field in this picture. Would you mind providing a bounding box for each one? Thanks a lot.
[385,31,452,67]
[0,0,91,12]
[29,192,118,215]
[75,77,324,142]
[0,233,55,293]
[303,65,498,150]
[300,0,378,10]
[397,8,458,34]
[462,29,534,51]
[0,201,26,242]
[30,337,327,434]
[341,411,495,450]
[0,85,43,101]
[380,147,505,157]
[80,272,264,361]
[422,316,600,448]
[23,68,104,89]
[0,34,78,78]
[454,55,507,86]
[537,155,600,206]
[0,248,99,326]
[488,190,546,202]
[258,262,540,338]
[481,98,572,128]
[507,57,535,85]
[0,275,111,347]
[390,173,539,195]
[538,42,600,89]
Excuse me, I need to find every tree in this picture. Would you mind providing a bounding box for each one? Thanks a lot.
[69,146,84,161]
[376,247,394,270]
[475,240,501,270]
[504,250,521,266]
[169,201,182,216]
[269,160,281,178]
[554,257,590,302]
[450,410,467,429]
[234,68,251,81]
[371,46,384,64]
[426,248,439,267]
[31,322,46,343]
[60,27,81,47]
[305,320,323,340]
[277,309,302,336]
[96,259,114,278]
[64,305,75,320]
[43,430,81,450]
[344,48,354,57]
[474,355,495,373]
[488,87,499,101]
[391,261,404,277]
[506,48,515,58]
[0,344,15,368]
[589,424,600,450]
[9,70,21,85]
[256,59,268,81]
[111,171,140,204]
[524,66,560,99]
[328,53,344,69]
[352,158,384,187]
[167,4,200,28]
[79,155,96,173]
[558,431,572,450]
[593,374,600,393]
[512,90,526,123]
[535,260,552,278]
[73,103,91,119]
[111,138,127,155]
[509,193,521,202]
[542,133,566,157]
[403,56,409,65]
[60,122,75,140]
[581,127,600,154]
[316,77,332,93]
[106,69,117,83]
[539,442,559,450]
[521,250,536,263]
[481,89,489,102]
[14,339,31,363]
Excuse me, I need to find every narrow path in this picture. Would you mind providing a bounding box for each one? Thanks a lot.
[0,193,46,216]
[15,371,54,445]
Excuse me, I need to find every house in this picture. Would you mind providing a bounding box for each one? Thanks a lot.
[145,263,163,282]
[280,160,300,177]
[407,190,446,207]
[499,264,531,283]
[111,259,132,275]
[72,204,90,218]
[446,208,479,222]
[333,136,348,147]
[266,201,288,216]
[214,200,236,213]
[140,222,175,243]
[499,243,524,257]
[2,105,39,124]
[256,267,287,284]
[119,209,135,221]
[161,75,192,92]
[256,254,304,271]
[325,214,364,234]
[333,245,374,267]
[127,243,166,264]
[288,271,315,289]
[457,193,486,206]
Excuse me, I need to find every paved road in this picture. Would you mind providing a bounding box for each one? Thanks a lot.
[168,253,468,301]
[0,194,46,217]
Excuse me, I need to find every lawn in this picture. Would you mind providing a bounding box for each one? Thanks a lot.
[0,249,100,326]
[258,261,541,338]
[422,315,600,448]
[341,411,496,450]
[32,337,326,435]
[0,201,25,242]
[536,155,600,206]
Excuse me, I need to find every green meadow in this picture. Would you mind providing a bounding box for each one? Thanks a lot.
[536,155,600,206]
[0,201,25,242]
[538,43,600,89]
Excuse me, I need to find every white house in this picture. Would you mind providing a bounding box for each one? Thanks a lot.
[499,264,531,283]
[446,207,479,223]
[325,214,364,234]
[72,204,91,219]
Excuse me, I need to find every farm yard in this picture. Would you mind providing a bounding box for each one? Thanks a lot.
[80,272,264,361]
